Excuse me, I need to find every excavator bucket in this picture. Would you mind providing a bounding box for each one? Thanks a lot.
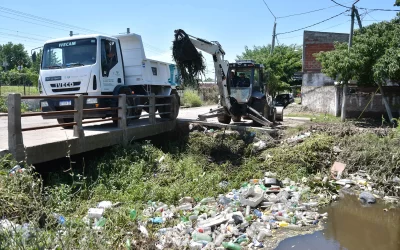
[172,29,206,86]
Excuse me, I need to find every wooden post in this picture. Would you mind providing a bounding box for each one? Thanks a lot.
[118,94,127,129]
[118,94,128,146]
[8,93,25,162]
[73,94,84,138]
[149,93,156,124]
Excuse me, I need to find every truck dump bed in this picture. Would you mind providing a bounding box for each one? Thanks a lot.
[116,34,171,87]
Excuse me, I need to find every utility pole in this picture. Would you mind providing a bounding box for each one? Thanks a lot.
[354,8,363,30]
[270,22,277,54]
[341,3,356,122]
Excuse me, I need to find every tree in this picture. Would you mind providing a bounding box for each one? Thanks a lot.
[315,14,400,86]
[0,42,31,70]
[395,0,400,6]
[237,44,302,96]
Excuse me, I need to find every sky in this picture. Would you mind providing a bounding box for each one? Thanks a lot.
[0,0,399,78]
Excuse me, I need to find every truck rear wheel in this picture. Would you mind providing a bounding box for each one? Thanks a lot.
[113,88,142,126]
[158,91,180,120]
[218,114,231,124]
[57,118,74,129]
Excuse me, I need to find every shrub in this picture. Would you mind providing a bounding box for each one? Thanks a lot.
[182,89,202,107]
[198,84,218,104]
[0,98,6,113]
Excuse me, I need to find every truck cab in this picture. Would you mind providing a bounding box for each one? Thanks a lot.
[38,33,179,124]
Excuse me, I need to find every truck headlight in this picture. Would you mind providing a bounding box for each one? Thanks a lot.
[41,101,49,107]
[86,98,98,104]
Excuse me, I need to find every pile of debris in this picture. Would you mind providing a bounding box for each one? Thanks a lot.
[121,172,329,249]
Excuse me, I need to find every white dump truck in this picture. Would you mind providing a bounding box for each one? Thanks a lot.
[36,32,180,125]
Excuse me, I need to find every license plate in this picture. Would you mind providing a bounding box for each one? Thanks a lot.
[59,100,71,106]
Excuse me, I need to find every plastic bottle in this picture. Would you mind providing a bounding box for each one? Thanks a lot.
[222,242,242,250]
[278,221,289,227]
[245,205,251,216]
[226,225,239,236]
[130,209,137,220]
[178,203,193,211]
[214,233,226,246]
[253,209,262,218]
[256,229,272,241]
[192,232,212,242]
[291,215,297,224]
[149,217,163,224]
[197,226,211,234]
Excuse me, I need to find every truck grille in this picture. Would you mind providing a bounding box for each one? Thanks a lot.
[53,87,80,92]
[51,81,81,92]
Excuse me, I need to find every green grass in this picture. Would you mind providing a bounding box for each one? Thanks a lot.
[1,126,399,249]
[286,112,341,123]
[182,89,203,107]
[0,96,31,113]
[294,97,301,104]
[0,85,39,96]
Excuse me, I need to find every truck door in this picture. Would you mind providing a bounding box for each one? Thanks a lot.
[100,38,124,92]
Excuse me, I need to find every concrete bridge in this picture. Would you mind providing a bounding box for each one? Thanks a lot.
[2,93,185,164]
[1,94,285,165]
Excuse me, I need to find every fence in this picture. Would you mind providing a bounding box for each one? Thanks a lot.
[0,72,38,96]
[7,93,172,161]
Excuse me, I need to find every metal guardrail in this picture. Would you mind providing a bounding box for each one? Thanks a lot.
[7,93,173,161]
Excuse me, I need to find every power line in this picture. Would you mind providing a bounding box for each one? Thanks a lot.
[277,10,349,35]
[330,0,351,8]
[0,6,101,34]
[0,6,168,53]
[261,0,276,19]
[0,14,71,33]
[278,20,350,39]
[277,1,353,19]
[0,32,46,42]
[359,7,400,12]
[0,27,53,39]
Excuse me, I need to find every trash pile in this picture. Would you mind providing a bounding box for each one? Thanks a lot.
[285,132,312,144]
[127,172,329,249]
[333,167,400,204]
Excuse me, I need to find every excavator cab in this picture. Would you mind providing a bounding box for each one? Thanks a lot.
[228,60,264,104]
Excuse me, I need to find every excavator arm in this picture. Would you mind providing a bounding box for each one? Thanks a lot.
[172,29,274,126]
[173,29,232,114]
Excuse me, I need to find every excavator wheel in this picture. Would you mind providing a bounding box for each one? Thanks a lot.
[218,114,231,124]
[232,115,241,122]
[268,108,276,123]
[275,106,284,121]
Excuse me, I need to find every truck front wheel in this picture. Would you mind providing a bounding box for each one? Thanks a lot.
[57,118,74,129]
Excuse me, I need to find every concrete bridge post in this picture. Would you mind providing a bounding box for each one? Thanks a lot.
[8,93,25,162]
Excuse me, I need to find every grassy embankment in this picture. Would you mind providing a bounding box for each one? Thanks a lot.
[0,121,399,248]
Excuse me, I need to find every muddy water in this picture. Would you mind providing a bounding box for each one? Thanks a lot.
[276,195,400,250]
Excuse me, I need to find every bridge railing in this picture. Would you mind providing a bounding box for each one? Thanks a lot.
[7,93,172,161]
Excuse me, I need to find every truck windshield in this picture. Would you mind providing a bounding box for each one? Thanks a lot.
[42,38,97,69]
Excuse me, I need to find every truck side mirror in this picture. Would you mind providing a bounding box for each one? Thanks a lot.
[31,52,37,62]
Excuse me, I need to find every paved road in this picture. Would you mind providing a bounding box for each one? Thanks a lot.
[0,105,308,152]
